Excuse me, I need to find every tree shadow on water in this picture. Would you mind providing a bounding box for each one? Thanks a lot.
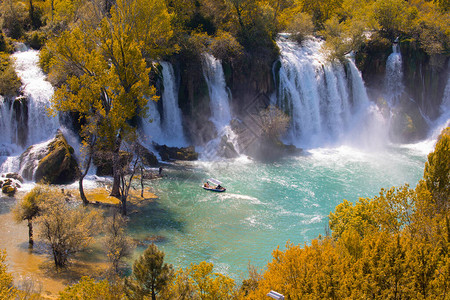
[127,200,186,237]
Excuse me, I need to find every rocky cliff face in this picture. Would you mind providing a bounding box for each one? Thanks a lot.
[357,38,448,142]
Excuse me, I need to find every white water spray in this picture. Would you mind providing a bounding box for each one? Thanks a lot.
[201,53,232,131]
[385,43,404,107]
[159,62,186,146]
[200,53,240,159]
[12,48,59,145]
[276,38,385,148]
[140,62,186,147]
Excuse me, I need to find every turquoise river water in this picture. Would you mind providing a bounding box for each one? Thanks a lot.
[126,143,430,278]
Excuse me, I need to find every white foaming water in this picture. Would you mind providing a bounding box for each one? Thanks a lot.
[159,62,186,146]
[276,38,386,148]
[406,63,450,155]
[201,53,232,131]
[385,43,404,107]
[141,62,186,147]
[0,96,17,156]
[12,48,59,146]
[1,47,59,176]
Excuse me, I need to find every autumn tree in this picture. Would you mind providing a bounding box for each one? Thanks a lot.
[104,210,134,274]
[0,250,16,299]
[59,276,123,300]
[420,126,449,210]
[188,261,236,300]
[125,243,173,300]
[13,185,47,247]
[48,0,173,213]
[37,194,101,268]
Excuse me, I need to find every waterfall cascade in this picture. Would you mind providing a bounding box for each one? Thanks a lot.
[201,53,240,158]
[13,49,59,145]
[385,43,404,107]
[201,53,232,130]
[275,38,385,148]
[141,62,186,147]
[1,47,59,169]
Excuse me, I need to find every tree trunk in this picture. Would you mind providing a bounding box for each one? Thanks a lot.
[140,165,144,198]
[110,137,122,198]
[121,195,127,216]
[79,152,92,206]
[27,219,33,247]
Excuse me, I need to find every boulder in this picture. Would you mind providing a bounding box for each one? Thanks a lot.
[216,135,239,159]
[135,144,159,167]
[2,184,16,196]
[154,144,198,161]
[33,131,80,184]
[5,172,24,183]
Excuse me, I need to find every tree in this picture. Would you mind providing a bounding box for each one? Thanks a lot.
[37,194,101,268]
[59,276,123,300]
[258,105,290,142]
[125,243,173,300]
[420,127,449,211]
[0,250,16,299]
[49,0,173,211]
[13,185,46,247]
[372,0,415,39]
[188,261,236,300]
[104,210,133,274]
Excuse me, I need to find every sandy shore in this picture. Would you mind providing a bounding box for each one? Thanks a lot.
[0,186,158,298]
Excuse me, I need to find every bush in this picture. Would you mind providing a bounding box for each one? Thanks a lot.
[0,53,21,96]
[26,30,46,50]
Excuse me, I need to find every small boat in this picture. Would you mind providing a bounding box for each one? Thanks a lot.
[203,178,226,192]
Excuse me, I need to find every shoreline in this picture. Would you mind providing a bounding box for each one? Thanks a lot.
[0,181,159,298]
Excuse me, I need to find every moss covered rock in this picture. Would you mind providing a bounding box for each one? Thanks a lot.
[154,144,198,161]
[33,131,79,184]
[135,144,158,167]
[2,184,16,196]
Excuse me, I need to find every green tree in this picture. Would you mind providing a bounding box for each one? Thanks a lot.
[125,243,173,300]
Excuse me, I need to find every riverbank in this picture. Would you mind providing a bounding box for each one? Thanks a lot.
[0,183,158,298]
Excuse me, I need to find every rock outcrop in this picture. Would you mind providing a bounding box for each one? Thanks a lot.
[17,131,79,184]
[154,144,198,161]
[33,131,79,184]
[135,144,159,167]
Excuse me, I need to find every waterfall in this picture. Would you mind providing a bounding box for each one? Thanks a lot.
[275,38,386,148]
[385,43,404,107]
[12,48,59,146]
[140,62,186,147]
[201,53,232,131]
[200,53,239,159]
[432,63,450,132]
[0,48,58,159]
[1,46,60,173]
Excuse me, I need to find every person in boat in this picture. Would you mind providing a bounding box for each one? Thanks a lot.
[216,184,222,190]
